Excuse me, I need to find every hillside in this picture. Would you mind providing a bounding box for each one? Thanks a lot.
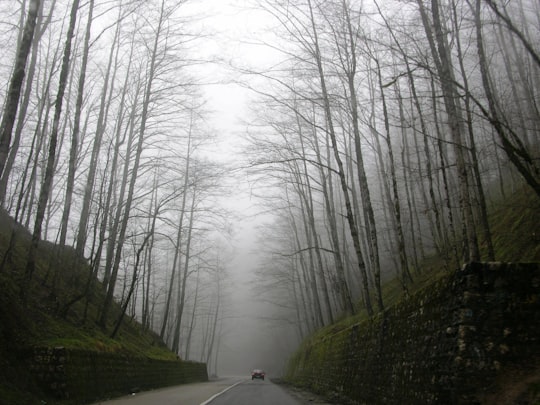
[0,187,539,404]
[0,209,176,404]
[283,187,540,404]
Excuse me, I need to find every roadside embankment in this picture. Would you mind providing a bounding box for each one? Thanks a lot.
[285,262,540,404]
[26,347,208,404]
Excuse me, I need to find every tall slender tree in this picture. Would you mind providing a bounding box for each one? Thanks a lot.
[0,0,41,200]
[23,0,80,296]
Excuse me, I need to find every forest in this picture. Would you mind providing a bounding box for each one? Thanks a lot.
[241,0,539,343]
[0,0,539,375]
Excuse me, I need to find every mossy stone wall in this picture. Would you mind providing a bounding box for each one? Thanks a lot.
[27,347,208,403]
[286,262,540,404]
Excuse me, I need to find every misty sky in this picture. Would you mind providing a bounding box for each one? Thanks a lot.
[187,0,296,376]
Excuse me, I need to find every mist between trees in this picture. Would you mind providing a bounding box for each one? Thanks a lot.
[0,0,538,375]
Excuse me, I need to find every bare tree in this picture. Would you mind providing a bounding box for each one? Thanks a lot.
[100,0,170,327]
[417,0,480,261]
[23,0,80,297]
[75,1,125,258]
[58,0,94,246]
[0,0,52,203]
[472,0,540,197]
[160,120,194,340]
[325,0,384,310]
[110,231,152,339]
[304,0,374,315]
[0,0,41,196]
[171,186,197,354]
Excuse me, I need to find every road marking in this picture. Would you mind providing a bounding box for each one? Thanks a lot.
[199,381,244,405]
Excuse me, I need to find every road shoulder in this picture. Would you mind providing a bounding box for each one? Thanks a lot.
[271,379,341,405]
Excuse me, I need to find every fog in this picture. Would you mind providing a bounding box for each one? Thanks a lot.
[200,186,298,377]
[190,1,302,377]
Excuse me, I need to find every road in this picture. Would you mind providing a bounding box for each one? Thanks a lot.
[203,378,302,405]
[90,376,304,405]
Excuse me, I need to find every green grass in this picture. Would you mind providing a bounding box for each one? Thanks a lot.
[488,188,540,261]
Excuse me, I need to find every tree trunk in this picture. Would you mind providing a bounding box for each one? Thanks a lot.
[450,0,494,261]
[311,113,354,314]
[110,232,152,339]
[295,130,334,324]
[417,0,480,261]
[474,0,540,197]
[0,0,41,197]
[286,188,318,332]
[171,190,197,354]
[204,275,221,367]
[375,58,412,289]
[75,4,123,257]
[0,0,48,204]
[184,265,200,360]
[23,0,79,298]
[160,119,193,339]
[483,0,540,68]
[295,179,326,327]
[338,0,383,311]
[59,0,94,246]
[431,76,460,268]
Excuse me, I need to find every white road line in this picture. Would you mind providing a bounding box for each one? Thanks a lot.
[199,381,244,405]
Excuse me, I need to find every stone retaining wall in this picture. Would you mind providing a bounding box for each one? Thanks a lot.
[286,262,540,404]
[27,347,208,403]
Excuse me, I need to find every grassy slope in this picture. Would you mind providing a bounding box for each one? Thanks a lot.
[345,187,539,330]
[488,189,540,262]
[0,209,176,404]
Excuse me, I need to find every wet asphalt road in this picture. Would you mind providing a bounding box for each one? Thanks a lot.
[90,376,305,405]
[203,378,302,405]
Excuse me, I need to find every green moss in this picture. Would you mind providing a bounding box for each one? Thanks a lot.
[489,187,540,261]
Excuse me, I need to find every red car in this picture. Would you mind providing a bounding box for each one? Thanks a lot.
[251,369,265,380]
